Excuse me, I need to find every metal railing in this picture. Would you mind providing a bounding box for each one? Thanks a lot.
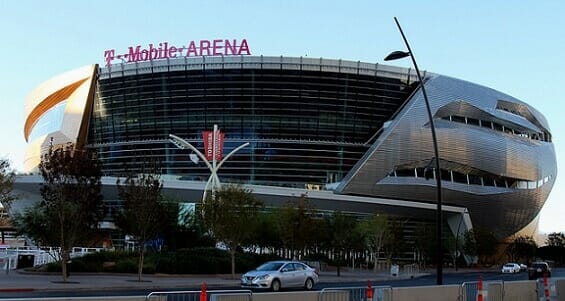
[0,246,105,268]
[319,285,392,301]
[145,289,253,301]
[460,280,504,301]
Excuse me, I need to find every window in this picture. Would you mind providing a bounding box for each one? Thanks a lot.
[396,169,416,177]
[468,174,482,185]
[441,170,451,182]
[466,118,480,126]
[452,171,468,184]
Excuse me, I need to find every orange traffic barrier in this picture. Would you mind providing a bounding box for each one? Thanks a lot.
[367,280,373,301]
[200,281,207,301]
[477,275,483,301]
[543,273,550,301]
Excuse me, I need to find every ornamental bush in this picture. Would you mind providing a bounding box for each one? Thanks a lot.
[39,248,283,274]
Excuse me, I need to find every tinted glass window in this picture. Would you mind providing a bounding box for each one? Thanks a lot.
[89,68,417,187]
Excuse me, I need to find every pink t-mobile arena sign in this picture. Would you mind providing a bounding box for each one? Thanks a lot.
[104,38,251,67]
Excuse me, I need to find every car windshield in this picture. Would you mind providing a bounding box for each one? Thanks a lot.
[256,262,284,271]
[532,263,547,269]
[504,264,515,267]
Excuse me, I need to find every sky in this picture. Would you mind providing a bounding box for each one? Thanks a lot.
[0,1,563,234]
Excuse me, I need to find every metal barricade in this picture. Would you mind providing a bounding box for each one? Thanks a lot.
[461,281,479,301]
[460,280,504,301]
[319,285,392,301]
[145,289,253,301]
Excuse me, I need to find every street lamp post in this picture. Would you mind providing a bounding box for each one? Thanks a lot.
[384,17,443,285]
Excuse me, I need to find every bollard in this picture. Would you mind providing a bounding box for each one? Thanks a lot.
[543,273,550,301]
[367,280,373,301]
[477,275,483,301]
[200,281,207,301]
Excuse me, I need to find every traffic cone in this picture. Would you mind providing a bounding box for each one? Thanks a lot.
[543,273,550,301]
[200,281,207,301]
[367,280,373,301]
[477,276,483,301]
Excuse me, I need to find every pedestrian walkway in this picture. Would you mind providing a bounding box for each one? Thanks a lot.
[0,268,427,293]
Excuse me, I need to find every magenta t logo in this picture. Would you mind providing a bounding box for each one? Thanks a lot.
[104,49,115,67]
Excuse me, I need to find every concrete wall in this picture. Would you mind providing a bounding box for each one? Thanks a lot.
[249,291,320,301]
[391,284,460,301]
[502,280,537,301]
[558,280,565,301]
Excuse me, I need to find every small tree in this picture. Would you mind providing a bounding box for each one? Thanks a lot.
[505,236,537,263]
[383,219,405,264]
[14,144,103,282]
[116,169,166,282]
[202,184,263,279]
[12,204,59,245]
[445,233,464,270]
[326,211,360,276]
[0,159,15,210]
[0,159,15,236]
[277,194,316,259]
[546,232,565,247]
[414,223,436,267]
[463,228,498,266]
[247,211,282,254]
[358,213,389,272]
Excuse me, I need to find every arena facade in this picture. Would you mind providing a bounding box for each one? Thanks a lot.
[15,41,557,244]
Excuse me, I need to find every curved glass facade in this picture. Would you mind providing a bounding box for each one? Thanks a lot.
[87,58,418,187]
[28,100,67,142]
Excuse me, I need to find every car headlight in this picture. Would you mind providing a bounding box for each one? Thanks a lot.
[257,274,270,280]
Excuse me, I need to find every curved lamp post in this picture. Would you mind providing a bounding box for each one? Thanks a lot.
[384,17,443,285]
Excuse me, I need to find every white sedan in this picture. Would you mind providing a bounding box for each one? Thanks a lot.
[501,263,521,273]
[241,260,318,291]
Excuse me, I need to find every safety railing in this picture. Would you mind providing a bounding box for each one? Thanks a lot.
[319,285,392,301]
[461,280,479,301]
[145,289,253,301]
[460,278,503,301]
[0,246,105,268]
[0,254,17,271]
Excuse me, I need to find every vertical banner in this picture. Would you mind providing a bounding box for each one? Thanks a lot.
[202,130,225,161]
[215,132,225,161]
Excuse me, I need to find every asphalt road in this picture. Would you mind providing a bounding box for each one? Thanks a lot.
[329,268,565,288]
[1,268,562,299]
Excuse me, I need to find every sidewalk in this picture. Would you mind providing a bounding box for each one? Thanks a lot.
[0,268,427,293]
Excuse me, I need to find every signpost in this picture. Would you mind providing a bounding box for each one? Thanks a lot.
[169,125,249,202]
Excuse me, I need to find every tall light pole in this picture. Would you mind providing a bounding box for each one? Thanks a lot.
[384,17,443,285]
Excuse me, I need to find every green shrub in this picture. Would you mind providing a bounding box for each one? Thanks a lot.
[143,263,156,274]
[45,261,62,272]
[115,259,138,273]
[39,248,285,275]
[68,259,90,272]
[152,255,175,273]
[81,250,136,263]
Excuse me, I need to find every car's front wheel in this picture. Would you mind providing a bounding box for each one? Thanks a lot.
[304,278,314,290]
[271,279,281,292]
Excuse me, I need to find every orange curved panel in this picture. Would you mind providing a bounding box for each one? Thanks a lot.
[24,78,88,142]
